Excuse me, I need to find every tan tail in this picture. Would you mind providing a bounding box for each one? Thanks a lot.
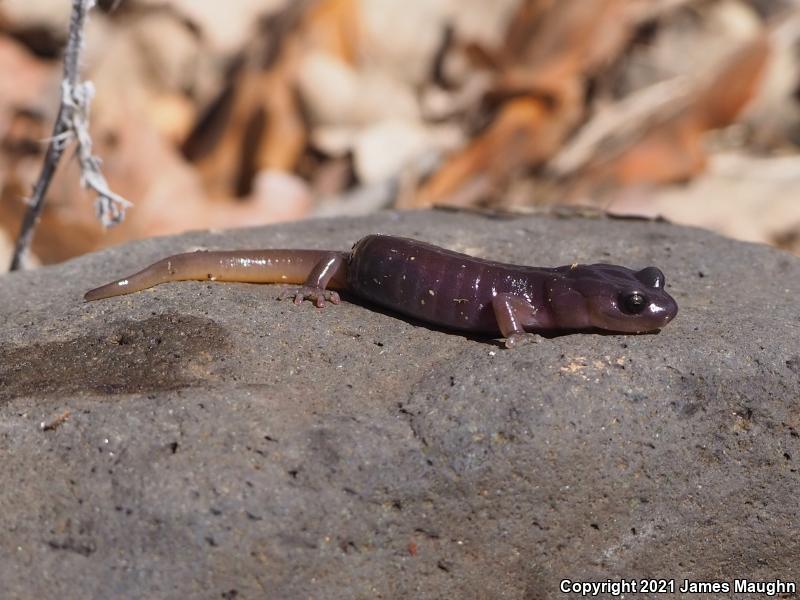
[85,249,347,301]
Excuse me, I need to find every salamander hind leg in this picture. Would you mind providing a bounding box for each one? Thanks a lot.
[279,252,347,308]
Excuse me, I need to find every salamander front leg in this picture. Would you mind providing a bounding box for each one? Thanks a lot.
[280,252,347,308]
[491,294,541,349]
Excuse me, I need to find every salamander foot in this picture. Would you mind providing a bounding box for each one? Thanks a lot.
[504,332,541,349]
[279,286,340,308]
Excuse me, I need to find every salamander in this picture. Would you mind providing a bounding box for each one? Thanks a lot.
[84,234,678,347]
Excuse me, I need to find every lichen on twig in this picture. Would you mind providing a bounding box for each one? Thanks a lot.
[9,0,131,271]
[63,78,133,226]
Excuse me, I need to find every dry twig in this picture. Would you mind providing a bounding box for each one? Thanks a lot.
[9,0,131,271]
[40,409,71,432]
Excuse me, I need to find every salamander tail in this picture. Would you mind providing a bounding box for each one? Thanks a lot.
[84,249,349,301]
[84,261,169,301]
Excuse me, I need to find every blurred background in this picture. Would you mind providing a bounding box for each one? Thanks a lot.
[1,0,799,269]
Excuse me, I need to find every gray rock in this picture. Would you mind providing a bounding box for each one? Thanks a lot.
[0,210,798,599]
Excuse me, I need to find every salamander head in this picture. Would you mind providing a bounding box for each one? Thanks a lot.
[556,264,678,333]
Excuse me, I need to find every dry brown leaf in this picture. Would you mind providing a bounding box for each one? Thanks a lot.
[183,0,361,199]
[183,27,303,195]
[188,60,306,198]
[302,0,360,64]
[693,33,770,130]
[606,153,800,253]
[0,36,59,262]
[413,0,638,207]
[414,93,581,207]
[507,0,631,85]
[0,36,58,116]
[566,33,770,197]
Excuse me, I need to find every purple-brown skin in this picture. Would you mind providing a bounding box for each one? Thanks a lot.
[85,234,678,348]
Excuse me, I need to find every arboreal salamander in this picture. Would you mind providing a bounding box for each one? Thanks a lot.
[85,234,678,347]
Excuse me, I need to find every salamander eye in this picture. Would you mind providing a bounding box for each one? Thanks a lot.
[621,292,647,314]
[636,267,665,289]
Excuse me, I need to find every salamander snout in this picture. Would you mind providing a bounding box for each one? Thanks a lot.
[615,286,678,330]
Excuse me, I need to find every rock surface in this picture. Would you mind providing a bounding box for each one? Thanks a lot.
[0,210,798,599]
